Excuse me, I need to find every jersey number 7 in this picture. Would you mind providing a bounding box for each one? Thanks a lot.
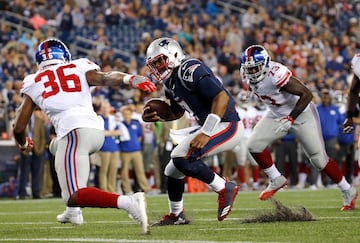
[35,63,82,99]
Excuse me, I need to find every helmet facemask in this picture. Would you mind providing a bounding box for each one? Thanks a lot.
[147,54,173,82]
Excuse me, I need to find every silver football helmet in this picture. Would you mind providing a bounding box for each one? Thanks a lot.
[146,38,185,82]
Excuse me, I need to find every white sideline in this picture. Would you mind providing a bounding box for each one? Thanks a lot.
[0,238,274,243]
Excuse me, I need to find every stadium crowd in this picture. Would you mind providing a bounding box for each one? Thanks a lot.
[1,0,360,198]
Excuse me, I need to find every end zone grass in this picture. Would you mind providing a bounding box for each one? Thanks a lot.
[0,188,359,243]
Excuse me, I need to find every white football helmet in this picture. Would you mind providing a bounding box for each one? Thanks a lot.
[240,45,270,84]
[146,38,185,82]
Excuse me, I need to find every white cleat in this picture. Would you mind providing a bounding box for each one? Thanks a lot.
[57,207,83,225]
[127,192,149,234]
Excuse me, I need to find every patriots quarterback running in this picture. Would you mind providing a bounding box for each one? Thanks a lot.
[13,38,156,234]
[142,37,244,225]
[240,45,358,210]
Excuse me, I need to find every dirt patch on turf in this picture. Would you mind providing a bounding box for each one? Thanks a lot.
[241,198,316,223]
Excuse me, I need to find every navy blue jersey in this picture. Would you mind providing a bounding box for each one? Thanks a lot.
[163,58,240,125]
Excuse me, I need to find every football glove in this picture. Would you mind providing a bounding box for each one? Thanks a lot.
[274,116,294,134]
[343,118,354,133]
[18,136,34,152]
[125,75,156,93]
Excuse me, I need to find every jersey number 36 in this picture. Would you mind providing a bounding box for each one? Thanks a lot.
[35,63,82,99]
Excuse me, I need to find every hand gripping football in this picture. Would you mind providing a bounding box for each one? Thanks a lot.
[144,98,172,120]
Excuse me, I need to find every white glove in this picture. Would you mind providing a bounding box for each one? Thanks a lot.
[274,116,294,134]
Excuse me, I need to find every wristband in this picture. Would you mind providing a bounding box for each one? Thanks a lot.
[123,74,132,85]
[201,113,221,136]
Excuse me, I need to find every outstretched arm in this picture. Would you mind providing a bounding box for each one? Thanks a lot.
[86,70,156,92]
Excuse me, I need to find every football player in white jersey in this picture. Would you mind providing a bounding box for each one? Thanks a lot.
[13,39,156,234]
[232,90,261,190]
[240,45,358,211]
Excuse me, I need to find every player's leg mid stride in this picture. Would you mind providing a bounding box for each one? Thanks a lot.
[151,179,239,226]
[57,189,149,234]
[259,175,288,200]
[217,179,239,221]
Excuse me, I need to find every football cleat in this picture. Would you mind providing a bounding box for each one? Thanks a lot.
[217,180,239,221]
[151,210,190,226]
[57,207,83,225]
[126,192,149,234]
[259,175,287,200]
[341,186,358,211]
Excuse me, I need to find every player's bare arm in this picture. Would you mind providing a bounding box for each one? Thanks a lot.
[281,76,313,120]
[13,94,36,151]
[85,70,156,92]
[343,74,360,133]
[191,91,229,150]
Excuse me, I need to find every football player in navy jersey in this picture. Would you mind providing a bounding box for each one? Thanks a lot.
[142,37,244,225]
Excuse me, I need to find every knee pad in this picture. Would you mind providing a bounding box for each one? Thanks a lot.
[164,159,185,179]
[172,157,209,178]
[308,154,326,170]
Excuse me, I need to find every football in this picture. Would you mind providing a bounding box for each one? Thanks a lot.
[144,98,172,120]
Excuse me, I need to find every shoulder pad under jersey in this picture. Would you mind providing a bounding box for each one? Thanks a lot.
[177,58,211,91]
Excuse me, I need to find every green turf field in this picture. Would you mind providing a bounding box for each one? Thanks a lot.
[0,188,359,243]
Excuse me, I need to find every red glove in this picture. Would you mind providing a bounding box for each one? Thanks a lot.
[125,75,156,93]
[18,137,34,152]
[133,78,156,93]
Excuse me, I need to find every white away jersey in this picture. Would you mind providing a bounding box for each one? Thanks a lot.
[236,105,260,138]
[351,53,360,78]
[21,58,104,138]
[243,61,304,117]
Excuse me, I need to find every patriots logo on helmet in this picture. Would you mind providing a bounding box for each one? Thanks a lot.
[158,39,170,49]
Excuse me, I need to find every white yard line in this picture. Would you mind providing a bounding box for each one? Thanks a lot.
[0,238,277,243]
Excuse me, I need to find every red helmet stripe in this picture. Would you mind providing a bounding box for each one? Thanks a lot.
[247,46,253,62]
[43,40,49,59]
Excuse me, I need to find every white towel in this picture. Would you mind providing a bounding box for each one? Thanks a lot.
[118,122,130,142]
